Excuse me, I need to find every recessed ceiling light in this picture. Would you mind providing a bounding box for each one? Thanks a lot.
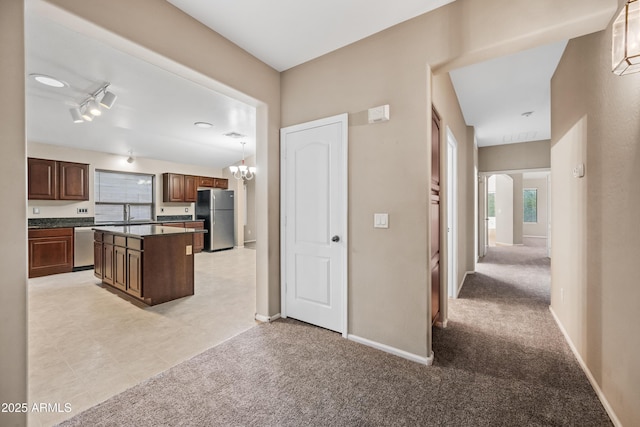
[30,73,67,88]
[223,131,245,138]
[194,121,213,128]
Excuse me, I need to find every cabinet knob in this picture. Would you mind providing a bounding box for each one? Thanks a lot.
[331,235,340,243]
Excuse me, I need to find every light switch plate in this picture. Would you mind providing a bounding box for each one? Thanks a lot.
[186,245,193,255]
[374,213,389,229]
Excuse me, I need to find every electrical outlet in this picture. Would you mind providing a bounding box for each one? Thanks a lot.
[33,208,40,214]
[185,208,189,212]
[161,208,164,213]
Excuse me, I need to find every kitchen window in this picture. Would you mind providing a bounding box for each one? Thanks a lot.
[95,170,155,223]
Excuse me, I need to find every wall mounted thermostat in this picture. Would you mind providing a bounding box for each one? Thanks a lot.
[368,105,390,123]
[572,163,585,178]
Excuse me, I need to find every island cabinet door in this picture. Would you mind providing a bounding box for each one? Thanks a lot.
[93,241,103,279]
[103,242,114,285]
[127,249,142,297]
[114,245,127,291]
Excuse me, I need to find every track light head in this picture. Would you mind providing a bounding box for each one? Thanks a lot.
[80,105,93,122]
[69,108,83,123]
[99,91,117,109]
[88,99,102,116]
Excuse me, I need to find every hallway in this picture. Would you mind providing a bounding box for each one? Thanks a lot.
[433,239,612,425]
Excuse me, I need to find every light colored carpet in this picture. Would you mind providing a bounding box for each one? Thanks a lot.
[57,242,611,426]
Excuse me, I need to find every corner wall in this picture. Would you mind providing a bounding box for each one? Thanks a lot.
[551,24,640,426]
[0,2,27,426]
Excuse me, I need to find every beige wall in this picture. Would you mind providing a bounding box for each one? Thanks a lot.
[523,177,548,237]
[28,142,224,220]
[551,23,640,426]
[479,140,551,172]
[0,2,27,426]
[510,174,523,245]
[281,0,613,359]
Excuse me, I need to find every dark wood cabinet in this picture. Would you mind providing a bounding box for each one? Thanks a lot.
[163,173,198,202]
[163,173,185,202]
[58,161,89,200]
[93,240,104,279]
[28,228,74,278]
[185,221,204,253]
[94,229,194,305]
[28,158,89,201]
[214,178,229,189]
[127,248,142,297]
[197,176,215,187]
[184,175,197,202]
[28,158,57,200]
[196,175,228,189]
[114,244,127,292]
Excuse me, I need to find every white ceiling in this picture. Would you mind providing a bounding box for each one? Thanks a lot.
[449,41,568,147]
[25,12,257,169]
[167,0,456,72]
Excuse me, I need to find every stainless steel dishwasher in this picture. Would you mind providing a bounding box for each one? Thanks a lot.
[74,227,94,270]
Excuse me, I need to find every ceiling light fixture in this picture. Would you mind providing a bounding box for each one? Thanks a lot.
[521,111,534,117]
[613,0,640,75]
[69,107,84,123]
[194,121,213,128]
[223,131,244,138]
[70,83,117,124]
[229,141,256,181]
[30,73,67,88]
[126,150,135,164]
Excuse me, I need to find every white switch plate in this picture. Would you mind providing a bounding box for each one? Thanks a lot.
[572,163,585,178]
[33,208,40,214]
[374,213,389,229]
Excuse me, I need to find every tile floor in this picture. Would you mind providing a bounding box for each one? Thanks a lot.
[28,248,257,427]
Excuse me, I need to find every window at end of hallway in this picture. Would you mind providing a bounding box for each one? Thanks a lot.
[523,188,537,223]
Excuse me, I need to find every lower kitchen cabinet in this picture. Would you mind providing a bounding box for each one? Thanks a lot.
[163,222,204,253]
[28,228,74,278]
[94,230,194,305]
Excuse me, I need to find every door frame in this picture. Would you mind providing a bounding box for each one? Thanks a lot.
[279,113,349,337]
[446,128,458,298]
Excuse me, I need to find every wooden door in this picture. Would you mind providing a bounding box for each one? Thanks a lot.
[103,242,114,285]
[94,241,103,279]
[27,158,57,200]
[184,175,197,202]
[281,113,348,334]
[58,161,89,200]
[127,249,142,297]
[114,245,127,291]
[431,107,441,325]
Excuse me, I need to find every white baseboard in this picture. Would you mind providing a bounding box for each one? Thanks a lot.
[255,313,281,323]
[549,306,622,427]
[244,239,256,243]
[523,235,547,239]
[348,334,434,366]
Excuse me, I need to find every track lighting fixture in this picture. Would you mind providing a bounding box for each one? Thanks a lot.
[71,83,117,123]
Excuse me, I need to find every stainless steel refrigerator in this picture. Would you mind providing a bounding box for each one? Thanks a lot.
[196,189,235,251]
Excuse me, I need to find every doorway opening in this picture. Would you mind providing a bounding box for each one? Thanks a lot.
[446,128,458,298]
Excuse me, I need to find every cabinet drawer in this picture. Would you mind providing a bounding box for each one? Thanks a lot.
[29,227,73,239]
[127,238,142,250]
[104,234,114,244]
[94,232,103,242]
[198,176,215,187]
[114,236,126,247]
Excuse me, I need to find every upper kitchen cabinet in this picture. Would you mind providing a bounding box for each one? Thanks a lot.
[28,157,89,201]
[58,161,90,200]
[196,175,228,190]
[163,173,197,202]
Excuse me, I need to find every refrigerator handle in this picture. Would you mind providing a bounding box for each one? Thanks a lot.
[212,194,216,225]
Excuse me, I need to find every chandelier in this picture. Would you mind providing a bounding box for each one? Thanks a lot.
[229,141,256,181]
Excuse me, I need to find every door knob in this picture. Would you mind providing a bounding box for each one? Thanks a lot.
[331,235,340,242]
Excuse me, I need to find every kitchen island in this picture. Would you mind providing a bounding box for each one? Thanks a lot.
[93,224,205,305]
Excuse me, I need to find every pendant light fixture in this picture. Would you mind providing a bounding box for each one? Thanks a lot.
[613,0,640,75]
[229,141,256,181]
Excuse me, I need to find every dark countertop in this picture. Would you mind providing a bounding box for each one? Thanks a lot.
[93,225,207,238]
[28,217,204,230]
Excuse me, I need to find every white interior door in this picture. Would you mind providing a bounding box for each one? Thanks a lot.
[281,114,347,334]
